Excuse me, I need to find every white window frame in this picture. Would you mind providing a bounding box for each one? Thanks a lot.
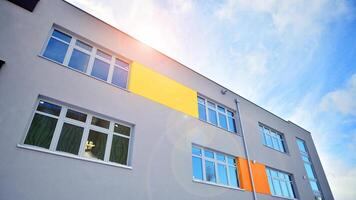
[40,27,131,90]
[266,167,296,199]
[19,98,134,168]
[192,145,240,189]
[297,138,322,198]
[198,96,237,133]
[259,124,286,153]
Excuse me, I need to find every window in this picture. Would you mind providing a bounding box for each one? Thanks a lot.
[23,99,133,166]
[197,96,237,133]
[266,168,296,199]
[259,124,286,152]
[192,145,239,188]
[297,139,322,199]
[42,29,130,89]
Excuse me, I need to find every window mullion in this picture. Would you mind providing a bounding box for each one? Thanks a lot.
[86,48,97,75]
[107,56,115,84]
[49,107,67,151]
[104,122,114,162]
[202,153,207,181]
[78,114,92,157]
[63,38,76,66]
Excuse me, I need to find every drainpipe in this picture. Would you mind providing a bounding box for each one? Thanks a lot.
[234,98,257,200]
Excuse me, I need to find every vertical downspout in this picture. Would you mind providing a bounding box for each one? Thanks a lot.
[235,98,257,200]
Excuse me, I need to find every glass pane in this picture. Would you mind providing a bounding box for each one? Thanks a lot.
[114,123,130,136]
[198,103,207,121]
[297,139,307,153]
[227,157,235,165]
[280,181,289,197]
[208,108,217,125]
[24,114,57,149]
[272,179,282,196]
[192,146,202,156]
[272,137,280,150]
[228,116,236,132]
[66,109,87,122]
[287,181,295,198]
[75,40,92,51]
[304,163,316,179]
[227,111,234,117]
[111,66,128,88]
[309,180,320,192]
[217,106,225,113]
[43,38,69,63]
[192,156,203,180]
[216,153,225,161]
[96,50,111,60]
[84,130,107,160]
[265,133,273,147]
[56,123,84,155]
[204,149,214,158]
[228,166,238,187]
[91,58,110,81]
[207,101,215,108]
[205,161,216,183]
[37,101,61,116]
[218,113,228,129]
[115,58,129,69]
[277,135,285,152]
[218,164,228,185]
[52,30,71,43]
[198,97,205,105]
[68,49,90,72]
[109,135,129,165]
[91,116,110,129]
[302,155,310,162]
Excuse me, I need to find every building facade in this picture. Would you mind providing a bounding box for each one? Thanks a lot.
[0,0,334,199]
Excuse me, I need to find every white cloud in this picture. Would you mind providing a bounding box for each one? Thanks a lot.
[321,74,356,116]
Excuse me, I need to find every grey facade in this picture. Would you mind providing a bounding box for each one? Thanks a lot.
[0,0,333,199]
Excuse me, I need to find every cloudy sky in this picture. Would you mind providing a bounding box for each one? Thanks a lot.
[66,0,356,199]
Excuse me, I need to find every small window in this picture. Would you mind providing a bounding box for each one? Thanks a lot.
[91,58,110,81]
[197,96,237,133]
[191,145,240,188]
[23,99,133,166]
[260,124,286,152]
[43,30,71,63]
[266,168,296,198]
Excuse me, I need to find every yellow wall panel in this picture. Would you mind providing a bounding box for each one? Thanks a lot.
[128,62,198,118]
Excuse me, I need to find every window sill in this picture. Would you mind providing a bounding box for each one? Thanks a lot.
[192,179,244,191]
[37,55,131,93]
[17,144,133,170]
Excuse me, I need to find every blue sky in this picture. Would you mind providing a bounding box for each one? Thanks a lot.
[66,0,356,199]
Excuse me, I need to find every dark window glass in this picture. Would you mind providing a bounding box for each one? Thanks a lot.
[112,67,128,88]
[109,135,129,165]
[84,130,107,160]
[205,161,216,182]
[91,58,110,81]
[52,30,71,43]
[91,116,110,129]
[114,123,130,136]
[37,101,61,116]
[218,164,228,185]
[66,109,87,122]
[192,156,203,180]
[24,114,58,149]
[43,38,69,63]
[68,49,90,72]
[56,123,84,155]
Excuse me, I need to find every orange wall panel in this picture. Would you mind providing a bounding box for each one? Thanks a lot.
[237,157,253,191]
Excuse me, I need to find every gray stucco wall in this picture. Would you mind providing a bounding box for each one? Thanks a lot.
[0,0,333,199]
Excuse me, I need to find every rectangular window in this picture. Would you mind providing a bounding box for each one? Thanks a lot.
[266,168,296,199]
[197,96,237,133]
[297,139,322,199]
[259,124,286,152]
[23,99,133,166]
[191,145,240,188]
[42,28,130,89]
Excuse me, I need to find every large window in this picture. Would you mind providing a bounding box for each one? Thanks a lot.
[23,99,133,166]
[266,168,296,199]
[42,29,130,89]
[259,124,286,152]
[198,96,237,133]
[192,145,239,188]
[297,139,322,199]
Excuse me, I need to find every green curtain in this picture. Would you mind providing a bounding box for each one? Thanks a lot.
[56,123,84,155]
[88,130,107,160]
[110,135,129,165]
[24,114,58,149]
